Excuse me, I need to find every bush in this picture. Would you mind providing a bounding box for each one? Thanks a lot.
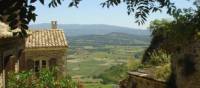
[127,58,143,71]
[148,49,171,66]
[97,64,128,84]
[154,63,171,80]
[7,69,77,88]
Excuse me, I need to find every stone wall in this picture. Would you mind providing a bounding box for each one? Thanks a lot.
[0,37,25,88]
[25,48,68,78]
[170,39,200,88]
[120,72,166,88]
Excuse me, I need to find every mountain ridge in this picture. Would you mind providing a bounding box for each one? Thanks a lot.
[29,24,151,36]
[69,32,151,46]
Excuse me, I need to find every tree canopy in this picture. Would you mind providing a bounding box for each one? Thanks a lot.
[142,5,200,63]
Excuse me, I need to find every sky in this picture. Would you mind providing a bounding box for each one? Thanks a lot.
[30,0,194,29]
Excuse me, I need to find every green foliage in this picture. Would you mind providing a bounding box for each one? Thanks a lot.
[141,6,200,85]
[127,58,143,71]
[142,19,173,63]
[7,69,77,88]
[149,19,173,37]
[37,69,57,88]
[85,83,113,88]
[0,0,37,33]
[59,76,78,88]
[68,35,146,87]
[151,7,200,43]
[97,64,128,84]
[148,49,171,66]
[101,0,176,25]
[154,64,171,80]
[67,45,146,78]
[68,58,109,77]
[7,71,34,88]
[143,6,200,63]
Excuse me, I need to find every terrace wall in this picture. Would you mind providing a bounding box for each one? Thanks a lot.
[120,72,166,88]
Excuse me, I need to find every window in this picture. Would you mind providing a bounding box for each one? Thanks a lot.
[34,60,48,72]
[34,61,39,72]
[42,60,47,68]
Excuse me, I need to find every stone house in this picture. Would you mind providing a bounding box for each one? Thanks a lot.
[25,21,68,78]
[0,22,26,88]
[0,21,68,88]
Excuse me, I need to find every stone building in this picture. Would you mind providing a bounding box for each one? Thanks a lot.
[25,21,68,77]
[0,21,68,88]
[0,22,26,88]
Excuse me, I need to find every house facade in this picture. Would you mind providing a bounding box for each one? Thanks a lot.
[25,21,68,78]
[0,21,68,88]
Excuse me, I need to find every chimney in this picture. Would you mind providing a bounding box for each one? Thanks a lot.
[51,21,57,29]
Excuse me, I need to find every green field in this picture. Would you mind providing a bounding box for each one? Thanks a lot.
[67,45,147,88]
[66,32,149,87]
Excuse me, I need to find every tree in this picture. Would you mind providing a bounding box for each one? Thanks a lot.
[140,6,200,88]
[142,4,200,63]
[0,0,179,36]
[142,19,173,63]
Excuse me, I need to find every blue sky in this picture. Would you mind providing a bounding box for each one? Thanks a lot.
[30,0,194,29]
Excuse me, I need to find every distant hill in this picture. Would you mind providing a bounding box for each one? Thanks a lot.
[69,32,151,46]
[29,24,151,36]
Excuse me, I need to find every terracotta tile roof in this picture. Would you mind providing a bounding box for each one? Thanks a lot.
[26,29,68,48]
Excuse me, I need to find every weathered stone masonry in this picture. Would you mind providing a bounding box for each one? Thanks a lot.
[0,37,25,88]
[171,39,200,88]
[25,48,68,77]
[25,21,68,78]
[120,72,166,88]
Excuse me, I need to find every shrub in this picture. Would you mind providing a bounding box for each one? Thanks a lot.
[148,49,171,66]
[97,64,128,84]
[154,63,171,80]
[7,69,77,88]
[127,58,143,71]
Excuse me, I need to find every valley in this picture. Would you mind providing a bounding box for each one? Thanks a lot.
[66,32,149,88]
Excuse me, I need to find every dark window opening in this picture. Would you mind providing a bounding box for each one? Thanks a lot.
[42,60,47,68]
[34,60,48,72]
[34,61,40,72]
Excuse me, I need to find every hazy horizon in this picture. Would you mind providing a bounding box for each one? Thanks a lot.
[30,23,149,30]
[30,23,151,36]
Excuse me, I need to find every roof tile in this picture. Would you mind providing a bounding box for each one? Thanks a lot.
[26,29,68,48]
